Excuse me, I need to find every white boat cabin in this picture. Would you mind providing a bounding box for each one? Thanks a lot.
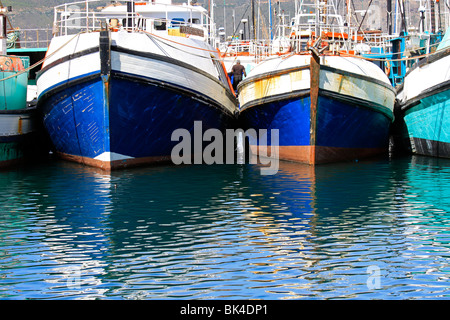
[54,0,211,41]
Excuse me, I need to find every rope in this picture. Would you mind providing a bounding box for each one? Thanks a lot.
[0,31,84,83]
[143,30,219,53]
[144,31,224,63]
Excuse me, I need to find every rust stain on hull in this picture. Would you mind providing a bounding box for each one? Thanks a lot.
[309,53,320,165]
[18,118,23,135]
[250,145,387,165]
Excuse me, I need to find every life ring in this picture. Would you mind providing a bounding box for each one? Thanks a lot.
[0,56,24,72]
[385,61,391,76]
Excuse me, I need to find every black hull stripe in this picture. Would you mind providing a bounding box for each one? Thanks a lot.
[411,137,450,159]
[37,72,101,107]
[36,46,100,80]
[397,49,450,93]
[238,65,310,89]
[405,47,450,78]
[320,65,396,93]
[240,88,393,121]
[400,79,450,112]
[0,106,38,115]
[36,44,235,100]
[321,89,394,120]
[238,60,395,94]
[37,71,236,118]
[0,132,38,143]
[111,45,236,100]
[239,89,310,112]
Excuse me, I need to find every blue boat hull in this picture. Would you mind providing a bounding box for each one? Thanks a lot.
[239,92,392,164]
[40,73,235,169]
[402,86,450,158]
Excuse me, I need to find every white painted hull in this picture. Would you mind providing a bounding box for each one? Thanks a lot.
[38,32,237,114]
[397,51,450,106]
[238,54,394,115]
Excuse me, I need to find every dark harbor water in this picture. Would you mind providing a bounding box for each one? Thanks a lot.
[0,154,449,300]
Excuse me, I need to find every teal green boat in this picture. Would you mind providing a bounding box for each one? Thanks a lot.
[0,54,42,168]
[396,29,450,159]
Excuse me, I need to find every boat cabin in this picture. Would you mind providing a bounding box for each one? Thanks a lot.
[54,0,210,41]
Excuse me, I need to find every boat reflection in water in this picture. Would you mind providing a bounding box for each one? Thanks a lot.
[1,155,449,299]
[403,155,450,217]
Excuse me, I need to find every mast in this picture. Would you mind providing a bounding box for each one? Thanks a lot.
[346,0,352,51]
[210,0,215,43]
[399,0,407,33]
[315,0,320,37]
[251,0,256,40]
[387,0,392,34]
[437,0,442,31]
[430,0,436,33]
[224,0,226,38]
[0,8,6,55]
[269,0,273,40]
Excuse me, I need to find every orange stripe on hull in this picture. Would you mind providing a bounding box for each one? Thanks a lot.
[57,152,172,171]
[251,145,387,165]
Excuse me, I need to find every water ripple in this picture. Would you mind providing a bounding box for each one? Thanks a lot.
[0,156,450,299]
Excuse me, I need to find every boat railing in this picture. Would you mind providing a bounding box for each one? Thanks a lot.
[52,0,213,42]
[288,23,347,53]
[219,39,287,62]
[7,28,53,49]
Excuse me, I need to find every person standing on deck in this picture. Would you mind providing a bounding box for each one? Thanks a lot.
[231,60,246,93]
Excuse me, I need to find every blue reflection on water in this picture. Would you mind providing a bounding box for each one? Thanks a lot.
[0,155,449,299]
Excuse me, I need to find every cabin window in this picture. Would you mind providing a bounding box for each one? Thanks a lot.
[188,18,200,24]
[154,20,166,30]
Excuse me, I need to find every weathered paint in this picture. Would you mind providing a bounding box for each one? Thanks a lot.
[309,53,320,163]
[239,53,395,165]
[397,44,450,159]
[38,25,237,170]
[239,67,309,109]
[320,67,394,120]
[402,87,450,158]
[40,72,235,170]
[241,92,392,165]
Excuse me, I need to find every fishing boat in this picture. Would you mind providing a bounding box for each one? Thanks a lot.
[37,0,237,170]
[0,8,42,168]
[396,28,450,158]
[237,0,396,165]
